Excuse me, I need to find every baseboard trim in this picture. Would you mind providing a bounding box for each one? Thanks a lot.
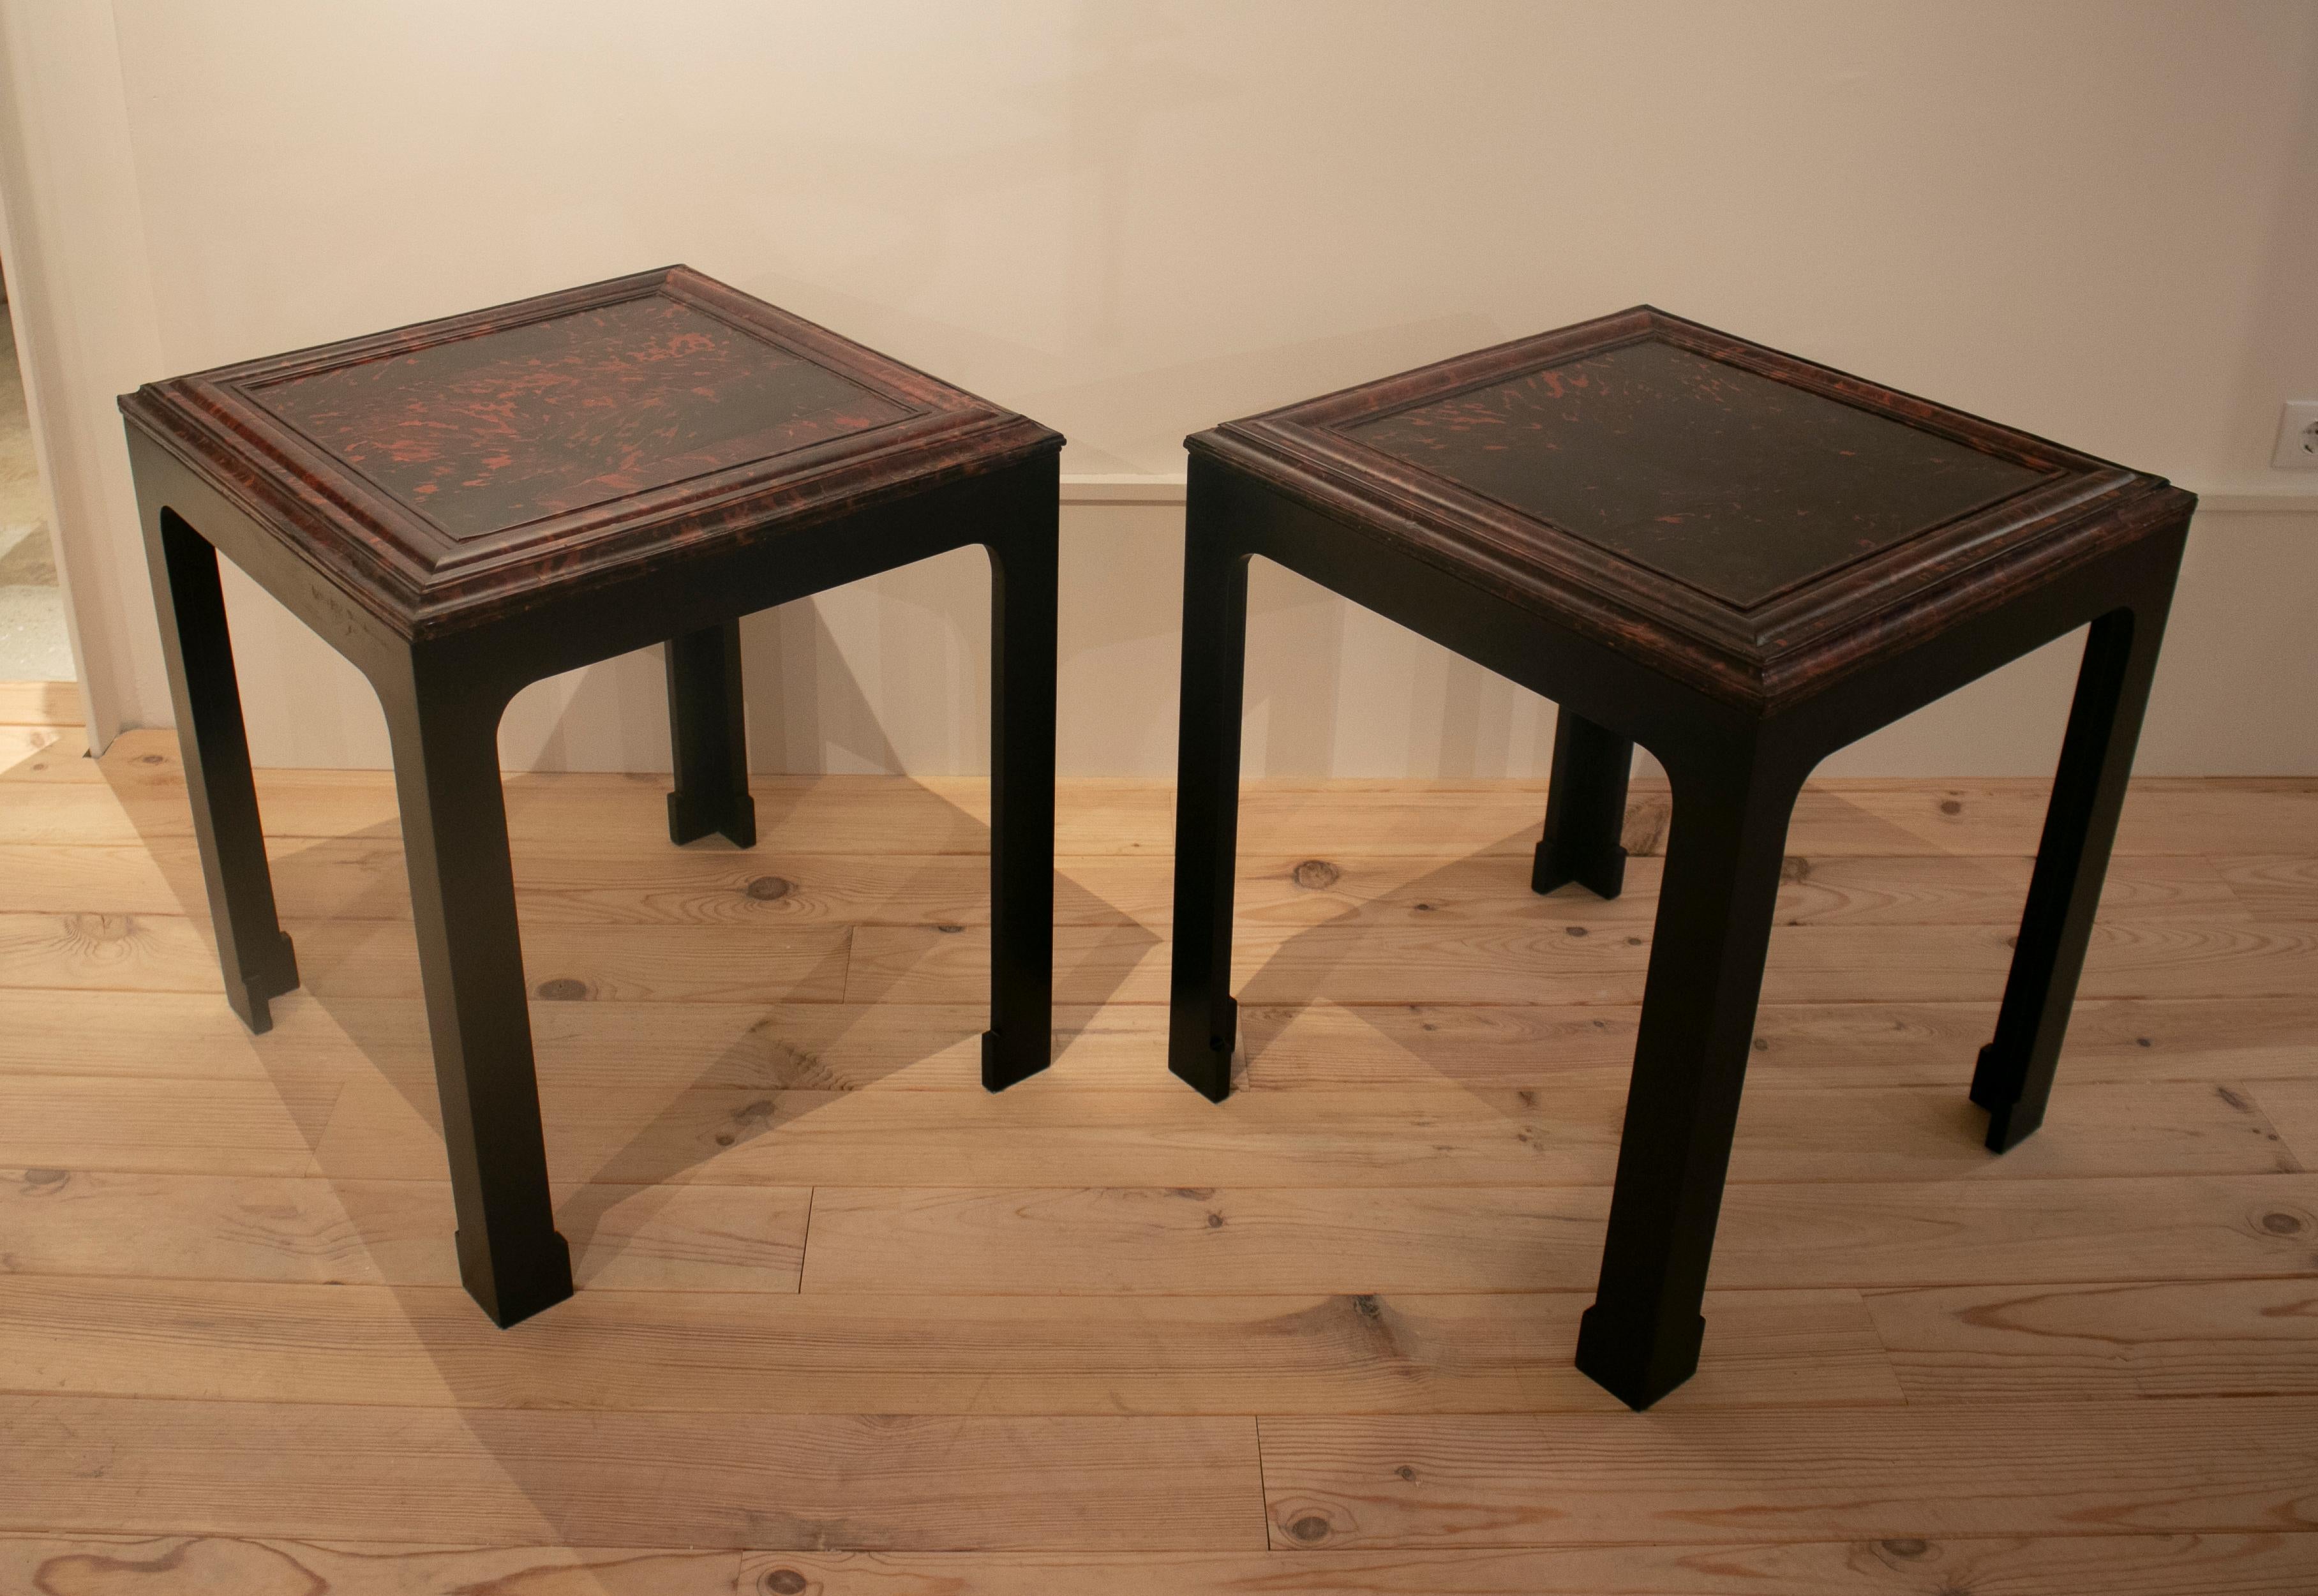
[2189,491,2318,516]
[1060,475,2315,517]
[1059,474,1188,505]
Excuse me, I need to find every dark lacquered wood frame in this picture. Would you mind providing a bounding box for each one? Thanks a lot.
[1166,308,2194,1410]
[122,270,1062,1329]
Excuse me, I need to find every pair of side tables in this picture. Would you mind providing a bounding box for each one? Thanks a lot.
[121,267,2190,1410]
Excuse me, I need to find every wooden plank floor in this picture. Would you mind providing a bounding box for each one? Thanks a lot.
[1,708,2314,1593]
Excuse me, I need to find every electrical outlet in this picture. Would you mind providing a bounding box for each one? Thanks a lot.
[2275,401,2318,469]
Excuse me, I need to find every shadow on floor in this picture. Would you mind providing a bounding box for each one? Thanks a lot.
[109,750,1155,1284]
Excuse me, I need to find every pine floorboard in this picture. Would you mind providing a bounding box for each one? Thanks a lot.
[6,1533,2315,1596]
[1,705,2314,1590]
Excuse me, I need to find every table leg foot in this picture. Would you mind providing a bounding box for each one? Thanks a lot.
[1534,707,1633,900]
[668,789,758,849]
[1972,1043,2049,1151]
[456,1227,574,1329]
[1532,837,1627,900]
[1168,995,1236,1104]
[224,930,301,1034]
[665,620,756,847]
[980,1029,1050,1093]
[1574,1303,1706,1411]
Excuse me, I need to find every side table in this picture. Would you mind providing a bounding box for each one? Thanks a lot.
[1165,308,2192,1408]
[122,267,1062,1326]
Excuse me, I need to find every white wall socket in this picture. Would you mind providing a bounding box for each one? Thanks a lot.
[2275,401,2318,470]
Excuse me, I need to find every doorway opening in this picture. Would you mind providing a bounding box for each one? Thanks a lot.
[0,260,70,681]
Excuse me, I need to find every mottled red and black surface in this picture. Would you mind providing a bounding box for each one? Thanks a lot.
[1348,338,2050,610]
[256,295,909,541]
[1192,307,2191,706]
[119,267,1059,636]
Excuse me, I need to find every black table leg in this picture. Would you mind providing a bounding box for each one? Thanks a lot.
[1575,740,1805,1409]
[982,507,1059,1091]
[382,664,572,1327]
[664,620,757,847]
[141,508,298,1034]
[1971,588,2176,1152]
[1166,505,1252,1103]
[1534,706,1634,899]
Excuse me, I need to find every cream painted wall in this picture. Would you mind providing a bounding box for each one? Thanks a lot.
[2,0,2312,776]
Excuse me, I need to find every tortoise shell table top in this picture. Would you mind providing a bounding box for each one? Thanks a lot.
[1192,308,2192,706]
[121,266,1060,637]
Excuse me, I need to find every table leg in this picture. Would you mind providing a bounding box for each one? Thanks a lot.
[1972,593,2175,1151]
[982,512,1059,1091]
[1166,509,1252,1103]
[1534,706,1633,899]
[141,507,299,1033]
[383,671,572,1327]
[664,620,756,847]
[1575,742,1803,1408]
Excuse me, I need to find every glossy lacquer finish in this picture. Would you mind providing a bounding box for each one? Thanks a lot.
[257,294,909,541]
[1348,338,2052,609]
[123,267,1063,1330]
[1168,305,2192,1411]
[123,267,1056,635]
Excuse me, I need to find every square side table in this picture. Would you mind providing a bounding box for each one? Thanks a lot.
[123,267,1062,1326]
[1166,308,2192,1408]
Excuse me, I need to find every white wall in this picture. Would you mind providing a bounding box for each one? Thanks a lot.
[3,0,2312,776]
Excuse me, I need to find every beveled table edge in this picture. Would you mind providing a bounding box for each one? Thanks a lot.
[119,267,1063,639]
[1189,306,2191,708]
